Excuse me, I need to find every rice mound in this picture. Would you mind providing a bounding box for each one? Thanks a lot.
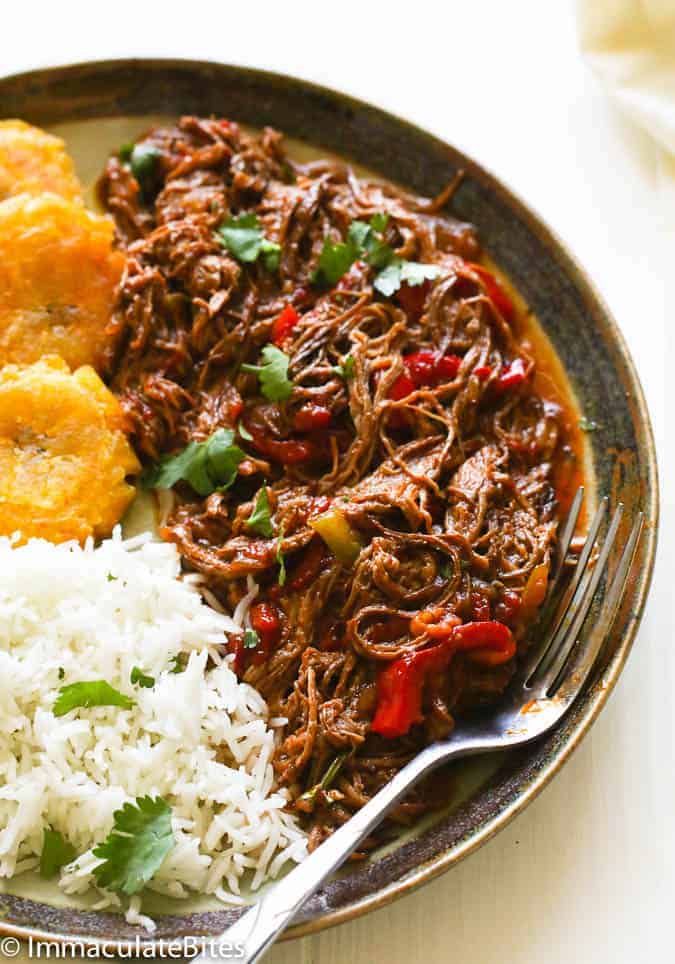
[0,530,307,928]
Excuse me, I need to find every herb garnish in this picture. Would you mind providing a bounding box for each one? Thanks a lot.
[142,428,246,497]
[276,526,287,586]
[40,829,77,879]
[120,144,162,197]
[216,213,281,271]
[299,753,348,805]
[169,653,188,674]
[246,487,274,538]
[243,629,260,650]
[311,213,440,295]
[242,345,293,402]
[373,259,441,297]
[92,796,175,897]
[53,681,134,718]
[332,355,355,381]
[130,667,155,689]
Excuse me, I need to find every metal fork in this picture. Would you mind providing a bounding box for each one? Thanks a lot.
[198,489,643,964]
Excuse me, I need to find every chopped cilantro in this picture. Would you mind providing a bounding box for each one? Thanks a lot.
[124,144,161,196]
[370,212,389,233]
[92,796,175,897]
[276,526,287,586]
[246,487,274,538]
[130,667,155,689]
[243,629,260,650]
[374,259,441,297]
[216,213,281,271]
[53,681,134,718]
[332,355,355,381]
[107,573,117,582]
[312,237,359,287]
[58,667,65,681]
[312,214,392,288]
[40,829,76,879]
[241,345,293,402]
[142,429,246,497]
[169,653,188,674]
[311,213,439,296]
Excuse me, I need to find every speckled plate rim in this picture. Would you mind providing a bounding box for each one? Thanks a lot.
[0,58,659,948]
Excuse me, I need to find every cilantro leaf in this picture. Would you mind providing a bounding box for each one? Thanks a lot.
[353,218,394,270]
[216,214,281,271]
[130,667,155,689]
[125,144,161,196]
[332,355,355,381]
[312,215,394,288]
[169,653,187,674]
[53,681,134,718]
[312,237,359,287]
[204,430,247,491]
[243,629,260,649]
[347,220,371,250]
[370,212,389,233]
[242,345,293,402]
[276,526,287,586]
[246,487,274,538]
[142,429,246,497]
[237,421,253,441]
[260,238,281,272]
[92,796,175,897]
[400,261,442,287]
[374,259,441,297]
[40,829,77,879]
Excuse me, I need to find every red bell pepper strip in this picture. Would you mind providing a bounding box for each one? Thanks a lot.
[471,591,491,622]
[242,420,314,464]
[287,540,330,592]
[292,402,332,433]
[494,589,521,626]
[494,357,527,393]
[371,620,516,738]
[472,358,528,393]
[271,305,300,346]
[249,601,282,664]
[465,263,515,323]
[389,351,462,400]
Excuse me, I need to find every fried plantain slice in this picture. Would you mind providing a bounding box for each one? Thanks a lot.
[0,193,124,370]
[0,356,140,544]
[0,120,83,202]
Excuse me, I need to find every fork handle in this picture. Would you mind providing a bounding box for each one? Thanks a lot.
[197,741,474,964]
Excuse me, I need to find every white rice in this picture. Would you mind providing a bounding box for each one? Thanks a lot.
[0,530,307,929]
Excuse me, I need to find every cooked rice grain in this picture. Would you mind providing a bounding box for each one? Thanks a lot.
[0,530,306,927]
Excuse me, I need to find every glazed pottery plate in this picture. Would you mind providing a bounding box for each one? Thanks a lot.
[0,60,658,950]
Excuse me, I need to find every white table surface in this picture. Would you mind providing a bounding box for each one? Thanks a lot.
[3,1,672,962]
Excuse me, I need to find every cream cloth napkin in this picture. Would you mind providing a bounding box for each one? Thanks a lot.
[578,0,675,234]
[578,0,675,156]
